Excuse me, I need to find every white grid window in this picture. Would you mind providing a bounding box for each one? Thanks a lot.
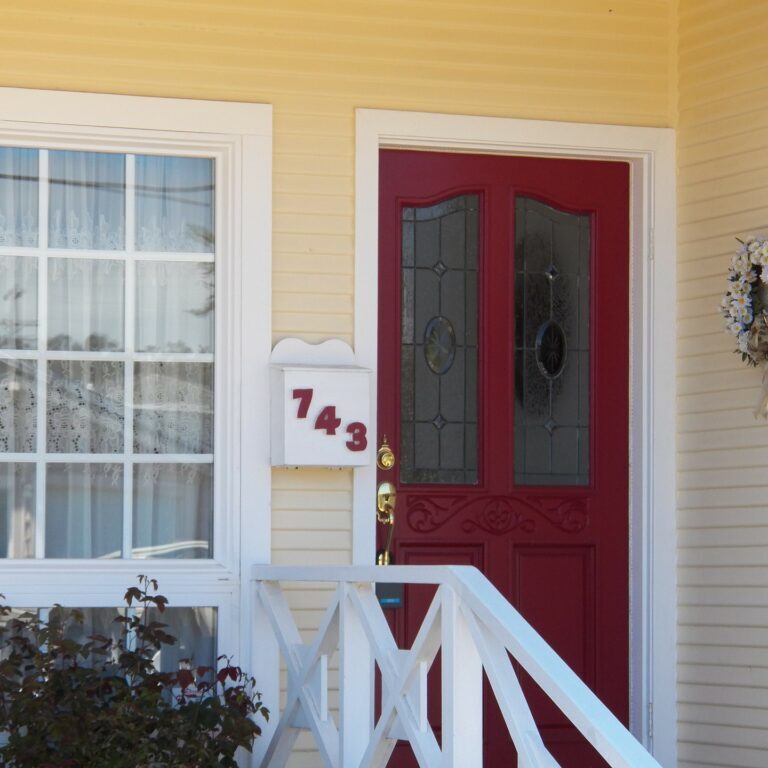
[0,90,270,705]
[0,149,217,560]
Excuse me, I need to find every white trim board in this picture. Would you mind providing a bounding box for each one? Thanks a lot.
[353,108,676,767]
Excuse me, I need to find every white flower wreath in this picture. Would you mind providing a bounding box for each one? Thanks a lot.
[722,234,768,418]
[722,234,768,366]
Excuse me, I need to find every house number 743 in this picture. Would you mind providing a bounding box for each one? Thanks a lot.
[292,388,368,452]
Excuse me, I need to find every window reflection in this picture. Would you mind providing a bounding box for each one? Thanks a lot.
[132,464,212,559]
[0,463,35,558]
[136,261,214,353]
[136,156,214,253]
[45,463,123,558]
[47,258,124,351]
[0,147,38,247]
[0,256,38,349]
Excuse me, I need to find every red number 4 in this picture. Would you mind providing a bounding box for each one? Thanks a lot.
[315,406,342,435]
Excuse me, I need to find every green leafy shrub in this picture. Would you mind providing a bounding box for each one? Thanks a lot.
[0,576,268,767]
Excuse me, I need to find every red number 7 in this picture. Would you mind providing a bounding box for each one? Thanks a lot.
[292,388,313,418]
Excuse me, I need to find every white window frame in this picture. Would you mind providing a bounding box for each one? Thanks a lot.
[353,108,677,768]
[0,88,272,670]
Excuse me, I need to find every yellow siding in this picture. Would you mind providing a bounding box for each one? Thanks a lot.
[677,1,768,766]
[0,3,673,765]
[0,0,673,349]
[0,3,673,550]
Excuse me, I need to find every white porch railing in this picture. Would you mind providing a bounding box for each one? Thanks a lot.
[251,565,662,768]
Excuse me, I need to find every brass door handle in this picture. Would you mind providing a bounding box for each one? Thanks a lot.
[376,481,396,566]
[376,481,396,524]
[376,437,397,566]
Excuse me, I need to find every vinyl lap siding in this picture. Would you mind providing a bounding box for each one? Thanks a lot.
[0,2,673,765]
[0,0,673,538]
[678,2,768,766]
[0,0,672,351]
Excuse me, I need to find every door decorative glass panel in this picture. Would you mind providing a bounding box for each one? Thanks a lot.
[0,148,216,559]
[400,195,478,485]
[514,197,590,486]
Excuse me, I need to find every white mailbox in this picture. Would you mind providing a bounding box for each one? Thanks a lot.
[270,339,372,468]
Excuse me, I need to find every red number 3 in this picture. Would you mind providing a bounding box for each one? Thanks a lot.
[345,422,368,452]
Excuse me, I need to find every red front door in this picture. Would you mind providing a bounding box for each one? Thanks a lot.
[377,149,630,766]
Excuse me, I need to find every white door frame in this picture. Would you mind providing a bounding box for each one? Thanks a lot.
[352,108,677,767]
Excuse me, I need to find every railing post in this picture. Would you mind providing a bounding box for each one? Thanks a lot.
[340,582,374,767]
[251,581,281,767]
[441,585,482,768]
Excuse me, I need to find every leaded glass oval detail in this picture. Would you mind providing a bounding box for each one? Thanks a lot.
[535,320,567,379]
[424,316,456,375]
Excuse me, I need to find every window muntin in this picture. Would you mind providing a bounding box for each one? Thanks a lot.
[0,149,216,560]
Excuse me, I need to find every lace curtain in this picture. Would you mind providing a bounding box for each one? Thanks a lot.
[134,363,213,454]
[137,606,216,671]
[136,155,214,253]
[132,463,212,559]
[47,361,125,454]
[0,147,38,247]
[0,256,37,349]
[45,463,123,559]
[0,360,36,453]
[48,258,125,351]
[0,149,214,253]
[61,607,214,670]
[136,261,214,353]
[0,149,216,560]
[49,151,125,250]
[0,463,35,558]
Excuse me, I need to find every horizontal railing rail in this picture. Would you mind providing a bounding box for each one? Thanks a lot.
[251,565,662,768]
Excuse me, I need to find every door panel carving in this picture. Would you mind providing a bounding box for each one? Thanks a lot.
[406,494,588,534]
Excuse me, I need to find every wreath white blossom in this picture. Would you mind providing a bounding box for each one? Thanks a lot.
[722,234,768,416]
